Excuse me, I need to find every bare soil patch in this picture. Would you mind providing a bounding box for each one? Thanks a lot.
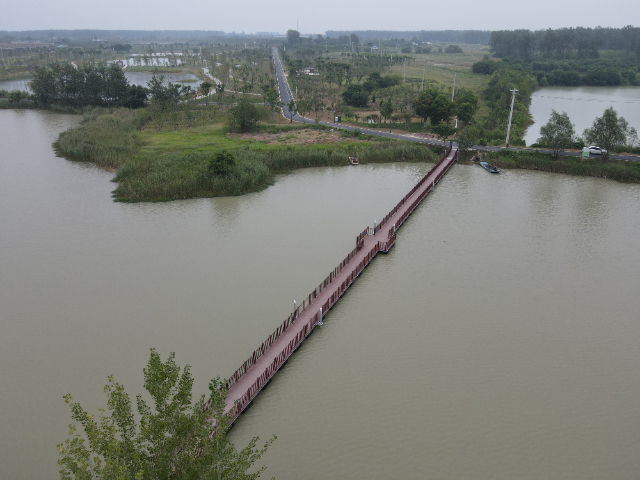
[228,129,367,145]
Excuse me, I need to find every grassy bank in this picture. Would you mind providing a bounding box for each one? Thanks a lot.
[54,108,441,202]
[466,149,640,183]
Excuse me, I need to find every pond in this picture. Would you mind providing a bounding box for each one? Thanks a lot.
[524,86,640,146]
[0,72,201,94]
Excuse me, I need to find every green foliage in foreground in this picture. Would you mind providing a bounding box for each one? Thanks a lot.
[57,349,275,480]
[54,108,441,202]
[483,149,640,183]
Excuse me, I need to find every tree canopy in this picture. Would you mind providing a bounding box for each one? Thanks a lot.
[538,110,576,156]
[583,107,639,159]
[227,96,266,132]
[57,349,275,480]
[413,87,452,125]
[31,62,129,106]
[341,84,369,108]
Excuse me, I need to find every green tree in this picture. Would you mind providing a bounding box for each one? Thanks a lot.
[430,94,452,125]
[457,124,483,149]
[122,85,148,109]
[454,90,479,124]
[228,96,262,132]
[57,349,274,480]
[297,99,311,118]
[380,99,393,123]
[286,29,301,45]
[432,123,456,144]
[413,87,452,125]
[583,107,639,159]
[538,110,576,157]
[147,74,180,109]
[341,84,368,107]
[201,81,213,98]
[287,99,298,123]
[265,88,282,117]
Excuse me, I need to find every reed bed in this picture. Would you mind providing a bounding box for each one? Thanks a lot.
[487,150,640,183]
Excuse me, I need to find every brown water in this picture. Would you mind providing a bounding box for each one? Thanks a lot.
[1,110,640,479]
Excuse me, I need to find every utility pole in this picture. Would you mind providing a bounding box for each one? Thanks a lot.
[421,63,425,89]
[403,58,406,83]
[451,73,456,102]
[505,88,518,148]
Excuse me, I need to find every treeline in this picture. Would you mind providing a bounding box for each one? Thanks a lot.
[490,26,640,60]
[30,62,147,107]
[325,30,491,45]
[474,64,536,146]
[1,30,229,41]
[473,57,640,87]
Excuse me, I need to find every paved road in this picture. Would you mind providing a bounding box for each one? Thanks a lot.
[272,47,639,162]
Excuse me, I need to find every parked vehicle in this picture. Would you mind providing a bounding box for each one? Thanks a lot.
[588,146,607,155]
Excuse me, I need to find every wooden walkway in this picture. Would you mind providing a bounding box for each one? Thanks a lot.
[224,147,459,421]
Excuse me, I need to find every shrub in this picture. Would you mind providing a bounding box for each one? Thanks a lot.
[208,150,236,177]
[227,96,265,132]
[472,60,498,75]
[445,45,463,54]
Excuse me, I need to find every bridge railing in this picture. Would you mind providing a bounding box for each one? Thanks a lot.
[227,240,382,419]
[227,232,370,390]
[225,147,459,392]
[372,148,454,235]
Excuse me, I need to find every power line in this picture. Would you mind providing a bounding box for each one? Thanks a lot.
[505,88,519,148]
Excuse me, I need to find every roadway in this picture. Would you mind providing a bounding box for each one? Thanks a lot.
[271,47,639,162]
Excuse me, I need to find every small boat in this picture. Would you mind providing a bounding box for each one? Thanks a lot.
[349,157,359,165]
[480,161,500,173]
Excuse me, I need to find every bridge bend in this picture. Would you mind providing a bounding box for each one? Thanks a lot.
[222,146,459,421]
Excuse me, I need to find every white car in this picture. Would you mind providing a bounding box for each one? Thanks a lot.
[588,145,607,155]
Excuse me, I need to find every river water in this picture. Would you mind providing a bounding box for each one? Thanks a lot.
[1,110,640,480]
[0,72,201,94]
[524,86,640,146]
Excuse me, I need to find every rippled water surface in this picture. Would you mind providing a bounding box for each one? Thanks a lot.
[1,110,640,479]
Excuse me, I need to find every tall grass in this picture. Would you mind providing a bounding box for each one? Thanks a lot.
[54,107,441,202]
[54,108,146,170]
[113,151,271,202]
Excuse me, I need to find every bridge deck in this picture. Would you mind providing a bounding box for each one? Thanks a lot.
[224,147,459,420]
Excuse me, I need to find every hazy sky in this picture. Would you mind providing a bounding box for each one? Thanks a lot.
[2,0,639,33]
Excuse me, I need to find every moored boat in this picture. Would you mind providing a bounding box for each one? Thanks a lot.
[480,161,500,173]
